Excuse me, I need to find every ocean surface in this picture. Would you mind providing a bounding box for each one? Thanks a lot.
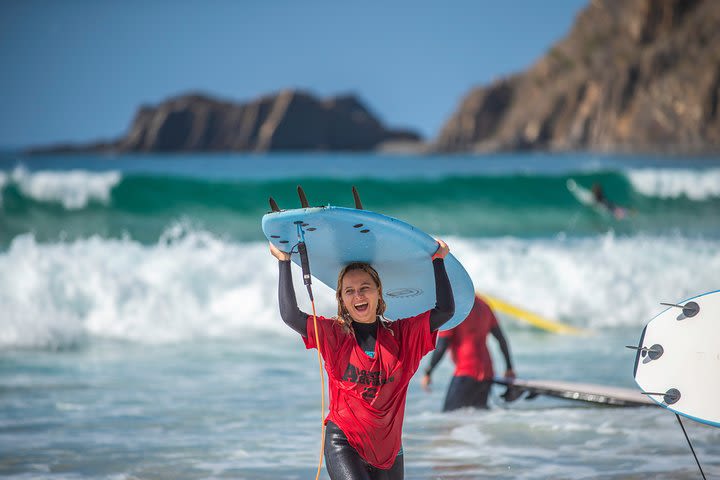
[1,151,719,479]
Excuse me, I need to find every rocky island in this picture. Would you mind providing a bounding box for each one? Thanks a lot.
[30,90,421,153]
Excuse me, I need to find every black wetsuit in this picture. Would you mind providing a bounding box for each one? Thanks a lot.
[277,258,454,480]
[592,188,618,212]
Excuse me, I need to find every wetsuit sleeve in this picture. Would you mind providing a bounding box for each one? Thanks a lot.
[429,258,455,332]
[424,336,450,375]
[278,260,309,337]
[490,325,514,371]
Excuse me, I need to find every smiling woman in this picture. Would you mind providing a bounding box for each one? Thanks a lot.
[270,242,452,479]
[268,223,455,479]
[337,263,385,327]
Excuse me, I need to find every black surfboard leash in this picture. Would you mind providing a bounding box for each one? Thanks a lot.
[675,414,706,480]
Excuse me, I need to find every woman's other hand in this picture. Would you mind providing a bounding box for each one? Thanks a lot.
[269,242,291,261]
[432,239,449,260]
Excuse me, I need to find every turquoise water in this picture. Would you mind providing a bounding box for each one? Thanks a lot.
[1,152,719,478]
[3,152,720,246]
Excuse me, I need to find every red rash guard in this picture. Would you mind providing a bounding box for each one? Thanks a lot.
[438,297,498,381]
[303,311,436,469]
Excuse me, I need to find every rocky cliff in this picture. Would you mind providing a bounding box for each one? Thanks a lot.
[434,0,720,153]
[34,90,420,153]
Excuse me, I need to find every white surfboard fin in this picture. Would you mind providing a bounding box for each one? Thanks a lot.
[352,186,363,210]
[660,301,699,318]
[625,344,664,360]
[641,388,681,405]
[269,197,281,213]
[297,186,310,208]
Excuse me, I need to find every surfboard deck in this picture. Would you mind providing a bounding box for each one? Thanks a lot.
[262,206,475,330]
[494,377,656,407]
[632,290,720,427]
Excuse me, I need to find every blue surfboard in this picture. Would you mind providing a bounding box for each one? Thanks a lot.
[262,206,474,330]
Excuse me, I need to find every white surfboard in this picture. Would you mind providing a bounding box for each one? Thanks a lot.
[566,179,596,207]
[632,290,720,427]
[566,179,628,220]
[494,377,655,407]
[262,205,475,330]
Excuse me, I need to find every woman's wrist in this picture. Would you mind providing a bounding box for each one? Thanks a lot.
[431,239,449,260]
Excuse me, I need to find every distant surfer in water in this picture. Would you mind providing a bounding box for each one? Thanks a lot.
[270,239,454,480]
[591,183,627,220]
[421,294,515,410]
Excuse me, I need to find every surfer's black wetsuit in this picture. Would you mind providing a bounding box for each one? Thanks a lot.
[277,258,454,480]
[592,185,618,212]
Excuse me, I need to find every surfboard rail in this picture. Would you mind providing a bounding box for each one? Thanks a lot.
[494,377,656,407]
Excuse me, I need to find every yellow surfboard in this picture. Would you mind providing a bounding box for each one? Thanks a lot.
[478,293,590,335]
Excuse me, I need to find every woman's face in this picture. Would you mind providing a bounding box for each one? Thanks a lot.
[340,269,380,324]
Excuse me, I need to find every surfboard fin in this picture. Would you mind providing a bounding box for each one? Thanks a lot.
[352,186,363,210]
[269,197,280,213]
[297,186,310,208]
[641,388,681,405]
[660,301,699,318]
[625,344,664,360]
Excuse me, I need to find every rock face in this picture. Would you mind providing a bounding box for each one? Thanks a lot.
[35,90,420,153]
[434,0,720,153]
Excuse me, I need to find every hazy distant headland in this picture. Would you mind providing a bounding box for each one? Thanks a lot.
[29,0,720,155]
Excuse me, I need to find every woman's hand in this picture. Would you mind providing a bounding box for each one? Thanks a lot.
[269,242,291,261]
[431,238,449,260]
[421,373,432,392]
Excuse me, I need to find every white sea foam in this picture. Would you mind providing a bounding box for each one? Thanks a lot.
[4,166,122,209]
[450,233,720,329]
[627,167,720,200]
[1,230,718,348]
[0,227,338,349]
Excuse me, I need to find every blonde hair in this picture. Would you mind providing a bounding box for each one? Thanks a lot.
[335,262,391,335]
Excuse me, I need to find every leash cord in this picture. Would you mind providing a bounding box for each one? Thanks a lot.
[675,413,706,480]
[311,299,326,480]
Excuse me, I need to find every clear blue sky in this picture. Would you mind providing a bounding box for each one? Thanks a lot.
[1,0,587,148]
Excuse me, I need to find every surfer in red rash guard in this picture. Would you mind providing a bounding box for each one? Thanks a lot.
[269,240,454,480]
[421,294,515,410]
